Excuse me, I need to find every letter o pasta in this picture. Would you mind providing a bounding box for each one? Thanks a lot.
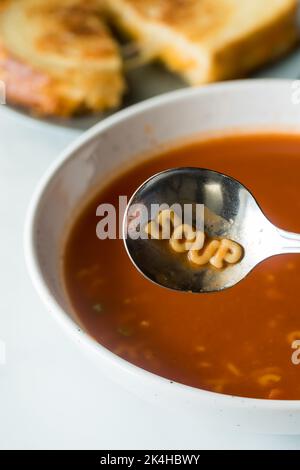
[170,224,205,253]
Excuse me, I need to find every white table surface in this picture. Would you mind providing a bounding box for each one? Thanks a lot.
[2,52,300,449]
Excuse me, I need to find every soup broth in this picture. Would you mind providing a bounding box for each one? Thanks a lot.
[64,133,300,400]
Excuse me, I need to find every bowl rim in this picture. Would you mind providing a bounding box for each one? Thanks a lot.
[24,78,300,410]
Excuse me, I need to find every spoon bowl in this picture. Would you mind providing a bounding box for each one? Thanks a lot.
[123,167,300,293]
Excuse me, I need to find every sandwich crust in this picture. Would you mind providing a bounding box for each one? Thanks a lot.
[0,0,125,116]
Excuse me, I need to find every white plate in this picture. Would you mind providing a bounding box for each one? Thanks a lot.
[9,46,300,131]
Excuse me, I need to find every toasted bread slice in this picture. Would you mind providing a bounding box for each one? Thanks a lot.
[0,0,125,116]
[106,0,299,85]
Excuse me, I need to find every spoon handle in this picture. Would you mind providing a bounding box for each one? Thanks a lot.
[277,228,300,254]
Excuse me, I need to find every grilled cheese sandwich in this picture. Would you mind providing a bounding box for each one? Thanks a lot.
[0,0,125,116]
[106,0,298,85]
[0,0,298,116]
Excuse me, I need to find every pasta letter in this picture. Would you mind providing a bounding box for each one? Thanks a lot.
[188,240,220,266]
[170,224,205,253]
[210,239,243,269]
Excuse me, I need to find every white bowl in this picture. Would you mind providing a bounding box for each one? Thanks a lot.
[25,80,300,435]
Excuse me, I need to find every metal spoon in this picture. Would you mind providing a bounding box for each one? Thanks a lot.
[123,167,300,293]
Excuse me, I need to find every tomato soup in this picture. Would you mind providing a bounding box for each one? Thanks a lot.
[64,133,300,400]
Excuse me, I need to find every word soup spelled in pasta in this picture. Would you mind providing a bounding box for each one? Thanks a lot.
[145,209,243,269]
